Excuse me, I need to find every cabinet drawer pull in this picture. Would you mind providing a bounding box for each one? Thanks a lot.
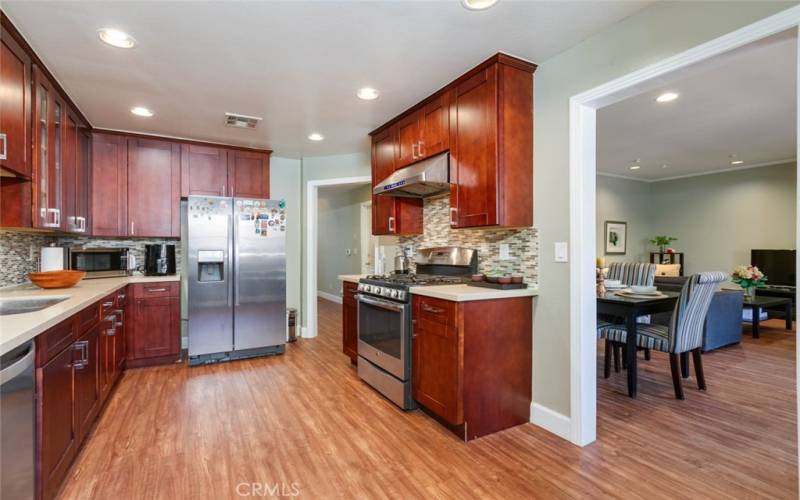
[0,133,7,160]
[146,287,167,293]
[71,340,88,369]
[102,301,114,308]
[422,304,444,314]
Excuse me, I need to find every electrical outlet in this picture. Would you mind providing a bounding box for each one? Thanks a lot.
[345,248,352,256]
[499,243,510,260]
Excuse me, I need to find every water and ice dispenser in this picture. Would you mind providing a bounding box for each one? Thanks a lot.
[197,250,224,282]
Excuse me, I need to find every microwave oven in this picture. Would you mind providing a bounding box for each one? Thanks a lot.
[67,247,133,278]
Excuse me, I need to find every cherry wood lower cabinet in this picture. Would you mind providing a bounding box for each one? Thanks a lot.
[411,295,532,441]
[342,281,358,364]
[128,282,181,367]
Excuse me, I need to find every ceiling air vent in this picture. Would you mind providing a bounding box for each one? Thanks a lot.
[225,112,262,129]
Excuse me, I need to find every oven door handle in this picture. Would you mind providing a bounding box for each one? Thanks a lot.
[356,294,405,312]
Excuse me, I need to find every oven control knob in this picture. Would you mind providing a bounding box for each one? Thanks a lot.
[363,285,371,293]
[397,291,406,300]
[380,287,389,296]
[390,289,398,298]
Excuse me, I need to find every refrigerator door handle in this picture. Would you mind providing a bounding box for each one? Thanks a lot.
[227,213,234,308]
[234,212,240,307]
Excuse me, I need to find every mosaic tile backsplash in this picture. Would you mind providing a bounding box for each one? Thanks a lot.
[0,231,57,286]
[398,197,539,284]
[0,230,180,287]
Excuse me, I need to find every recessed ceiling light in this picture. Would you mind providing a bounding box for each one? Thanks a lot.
[629,165,641,170]
[357,87,380,101]
[661,164,668,169]
[731,160,744,165]
[98,28,136,49]
[130,106,153,117]
[308,133,324,141]
[461,0,499,10]
[655,92,679,103]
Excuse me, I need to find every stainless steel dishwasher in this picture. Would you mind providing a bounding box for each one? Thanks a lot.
[1,340,35,500]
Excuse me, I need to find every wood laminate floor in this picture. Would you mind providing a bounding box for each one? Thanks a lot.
[58,299,797,499]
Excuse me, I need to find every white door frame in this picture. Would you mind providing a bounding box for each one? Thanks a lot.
[360,201,375,275]
[305,175,371,338]
[568,6,800,446]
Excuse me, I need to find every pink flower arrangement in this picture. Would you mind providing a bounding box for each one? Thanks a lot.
[731,265,767,289]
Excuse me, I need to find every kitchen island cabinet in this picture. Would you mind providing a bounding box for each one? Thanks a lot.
[412,294,532,441]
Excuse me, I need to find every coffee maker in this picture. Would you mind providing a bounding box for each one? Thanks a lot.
[144,244,176,276]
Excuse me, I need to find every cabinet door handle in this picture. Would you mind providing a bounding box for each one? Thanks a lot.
[418,141,424,157]
[71,341,88,369]
[0,133,7,160]
[450,208,458,227]
[130,221,135,235]
[222,185,226,197]
[388,216,395,233]
[422,304,444,314]
[411,143,418,160]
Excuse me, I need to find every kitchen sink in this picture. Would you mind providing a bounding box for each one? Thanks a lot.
[0,296,69,316]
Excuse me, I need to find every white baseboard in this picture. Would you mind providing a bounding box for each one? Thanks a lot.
[530,403,571,442]
[317,290,342,304]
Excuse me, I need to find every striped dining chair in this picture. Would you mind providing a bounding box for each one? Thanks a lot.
[606,262,657,287]
[598,272,727,399]
[601,262,658,371]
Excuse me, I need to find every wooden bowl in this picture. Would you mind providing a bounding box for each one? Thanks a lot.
[28,270,86,289]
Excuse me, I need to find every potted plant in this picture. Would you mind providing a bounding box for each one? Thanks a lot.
[731,265,768,300]
[650,236,678,253]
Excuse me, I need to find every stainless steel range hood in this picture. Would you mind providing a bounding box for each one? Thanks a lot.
[373,152,450,198]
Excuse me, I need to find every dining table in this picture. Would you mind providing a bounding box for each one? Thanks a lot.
[597,289,680,397]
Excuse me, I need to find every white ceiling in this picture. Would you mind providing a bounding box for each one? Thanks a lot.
[4,1,650,158]
[598,30,797,182]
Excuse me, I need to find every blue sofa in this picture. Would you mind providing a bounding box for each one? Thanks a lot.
[654,276,744,352]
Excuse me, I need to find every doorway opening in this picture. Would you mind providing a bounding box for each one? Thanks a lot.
[568,8,800,448]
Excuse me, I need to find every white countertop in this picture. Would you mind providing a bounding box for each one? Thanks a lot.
[409,284,538,302]
[0,274,180,356]
[338,274,365,284]
[338,275,538,302]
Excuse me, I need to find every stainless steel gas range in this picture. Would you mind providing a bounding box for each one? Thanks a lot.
[356,247,477,409]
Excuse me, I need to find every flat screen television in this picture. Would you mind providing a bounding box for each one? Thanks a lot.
[750,249,796,287]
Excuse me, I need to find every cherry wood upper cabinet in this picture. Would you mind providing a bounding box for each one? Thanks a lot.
[228,150,270,199]
[393,92,450,169]
[127,138,180,237]
[371,127,396,235]
[371,126,423,236]
[90,133,128,236]
[370,53,535,230]
[180,144,228,197]
[450,60,534,228]
[32,66,65,230]
[419,92,450,159]
[0,27,31,177]
[61,110,89,234]
[395,110,422,167]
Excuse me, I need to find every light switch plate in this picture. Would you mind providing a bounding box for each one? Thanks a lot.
[554,242,568,262]
[499,243,510,260]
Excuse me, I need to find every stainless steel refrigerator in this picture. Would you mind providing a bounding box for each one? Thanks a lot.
[187,196,287,365]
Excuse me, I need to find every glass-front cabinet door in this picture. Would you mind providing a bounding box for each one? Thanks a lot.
[32,65,62,229]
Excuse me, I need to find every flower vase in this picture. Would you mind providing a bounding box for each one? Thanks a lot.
[744,286,757,301]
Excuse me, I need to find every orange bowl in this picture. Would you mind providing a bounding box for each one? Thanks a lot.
[28,270,86,289]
